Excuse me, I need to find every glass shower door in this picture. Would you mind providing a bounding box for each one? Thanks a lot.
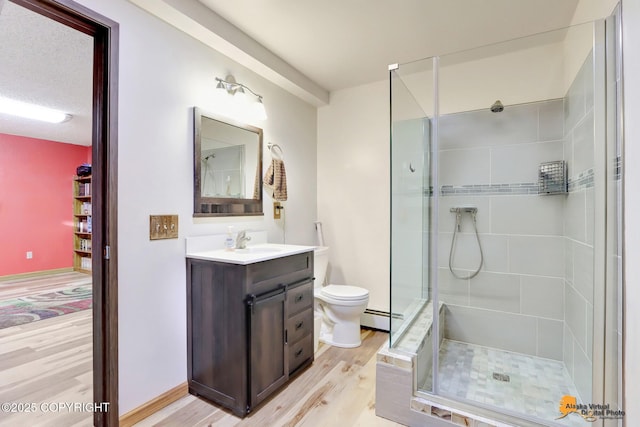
[389,59,434,369]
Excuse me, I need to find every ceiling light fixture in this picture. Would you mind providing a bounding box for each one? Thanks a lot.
[0,96,72,124]
[215,75,267,121]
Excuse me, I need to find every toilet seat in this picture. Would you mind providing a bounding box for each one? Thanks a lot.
[316,285,369,307]
[321,284,368,301]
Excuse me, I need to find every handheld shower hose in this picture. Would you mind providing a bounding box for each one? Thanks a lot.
[448,208,484,280]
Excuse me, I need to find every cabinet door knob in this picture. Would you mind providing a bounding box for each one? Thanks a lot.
[295,348,303,358]
[295,321,304,330]
[295,294,304,303]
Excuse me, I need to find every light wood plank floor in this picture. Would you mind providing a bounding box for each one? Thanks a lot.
[0,271,91,300]
[0,273,403,427]
[0,272,93,427]
[135,329,403,427]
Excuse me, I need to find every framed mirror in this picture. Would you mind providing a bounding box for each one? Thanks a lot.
[193,107,263,216]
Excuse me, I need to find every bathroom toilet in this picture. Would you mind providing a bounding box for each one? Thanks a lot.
[313,246,369,348]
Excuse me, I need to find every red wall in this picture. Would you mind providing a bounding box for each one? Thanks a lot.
[0,133,91,276]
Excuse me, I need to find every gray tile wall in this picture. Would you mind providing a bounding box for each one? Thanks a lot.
[432,51,598,404]
[436,54,597,403]
[437,99,566,361]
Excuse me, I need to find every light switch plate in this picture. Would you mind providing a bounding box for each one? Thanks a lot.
[150,215,179,240]
[273,202,282,219]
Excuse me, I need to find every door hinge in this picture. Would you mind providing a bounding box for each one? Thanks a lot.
[104,245,111,260]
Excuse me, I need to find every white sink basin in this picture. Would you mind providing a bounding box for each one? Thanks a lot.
[186,243,315,265]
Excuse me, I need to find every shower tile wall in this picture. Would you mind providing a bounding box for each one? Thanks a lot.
[562,52,594,402]
[437,99,566,361]
[436,51,596,403]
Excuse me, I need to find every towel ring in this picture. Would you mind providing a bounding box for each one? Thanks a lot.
[267,142,284,160]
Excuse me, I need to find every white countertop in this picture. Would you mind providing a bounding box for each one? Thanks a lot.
[186,243,315,265]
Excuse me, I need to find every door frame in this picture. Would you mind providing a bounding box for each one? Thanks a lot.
[10,0,119,425]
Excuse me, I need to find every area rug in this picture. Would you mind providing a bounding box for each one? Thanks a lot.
[0,284,92,329]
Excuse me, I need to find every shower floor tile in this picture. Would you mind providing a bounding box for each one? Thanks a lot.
[435,339,585,427]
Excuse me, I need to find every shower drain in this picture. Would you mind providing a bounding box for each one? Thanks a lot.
[492,372,510,382]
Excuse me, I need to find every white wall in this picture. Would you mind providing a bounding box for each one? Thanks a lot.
[317,80,390,312]
[571,0,619,25]
[564,0,618,95]
[438,41,566,114]
[622,0,640,423]
[75,0,317,415]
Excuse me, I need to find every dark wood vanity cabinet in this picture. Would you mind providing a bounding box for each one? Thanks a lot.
[186,251,314,417]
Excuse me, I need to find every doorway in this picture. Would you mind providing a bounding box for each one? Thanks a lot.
[3,0,119,425]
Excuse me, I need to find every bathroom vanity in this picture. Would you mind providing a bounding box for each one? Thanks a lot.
[186,244,315,417]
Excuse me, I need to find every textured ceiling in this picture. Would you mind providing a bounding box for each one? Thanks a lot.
[0,1,93,146]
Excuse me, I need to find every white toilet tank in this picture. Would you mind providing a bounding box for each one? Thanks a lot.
[314,246,329,289]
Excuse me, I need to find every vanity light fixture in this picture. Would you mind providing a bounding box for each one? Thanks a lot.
[215,75,267,121]
[0,96,72,123]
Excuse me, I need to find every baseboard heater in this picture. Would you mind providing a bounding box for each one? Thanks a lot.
[360,308,390,331]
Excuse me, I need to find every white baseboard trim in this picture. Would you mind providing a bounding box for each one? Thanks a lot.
[361,309,390,331]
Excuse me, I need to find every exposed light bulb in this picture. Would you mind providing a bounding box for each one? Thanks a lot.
[0,96,71,123]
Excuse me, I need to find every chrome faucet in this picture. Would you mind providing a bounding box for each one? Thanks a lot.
[235,230,251,249]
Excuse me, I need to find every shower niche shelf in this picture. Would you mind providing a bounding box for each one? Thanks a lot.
[73,175,92,274]
[538,160,568,195]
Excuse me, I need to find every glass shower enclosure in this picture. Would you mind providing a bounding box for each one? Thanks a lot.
[389,13,622,427]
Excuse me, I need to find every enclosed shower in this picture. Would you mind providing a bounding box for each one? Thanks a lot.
[385,10,622,427]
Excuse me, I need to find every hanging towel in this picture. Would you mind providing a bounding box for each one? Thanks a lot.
[253,162,261,199]
[263,158,288,201]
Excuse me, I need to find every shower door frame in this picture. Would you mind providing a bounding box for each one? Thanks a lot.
[388,63,434,349]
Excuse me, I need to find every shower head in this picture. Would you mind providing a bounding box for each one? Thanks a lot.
[490,100,504,113]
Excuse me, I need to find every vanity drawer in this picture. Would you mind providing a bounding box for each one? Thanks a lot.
[288,333,313,374]
[287,308,313,345]
[287,280,313,316]
[247,252,313,295]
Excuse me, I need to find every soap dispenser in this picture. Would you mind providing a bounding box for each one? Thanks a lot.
[224,226,235,251]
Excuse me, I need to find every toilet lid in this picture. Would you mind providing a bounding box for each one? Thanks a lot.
[321,284,369,301]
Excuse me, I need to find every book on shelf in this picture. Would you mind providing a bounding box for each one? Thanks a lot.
[78,238,92,251]
[81,257,92,271]
[80,202,92,215]
[77,182,91,197]
[78,218,92,233]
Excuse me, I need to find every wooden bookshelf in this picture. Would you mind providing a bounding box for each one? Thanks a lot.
[73,175,92,274]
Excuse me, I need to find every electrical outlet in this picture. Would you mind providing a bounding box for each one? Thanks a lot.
[150,215,179,240]
[26,251,33,259]
[273,202,282,219]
